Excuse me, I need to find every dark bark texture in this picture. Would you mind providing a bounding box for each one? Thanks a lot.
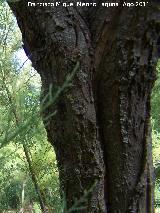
[8,1,160,212]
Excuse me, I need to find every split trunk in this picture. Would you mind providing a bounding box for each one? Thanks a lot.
[9,1,160,212]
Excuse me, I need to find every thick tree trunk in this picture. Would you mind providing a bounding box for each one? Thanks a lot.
[8,1,160,212]
[93,5,159,212]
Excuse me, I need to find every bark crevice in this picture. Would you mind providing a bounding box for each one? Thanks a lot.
[8,1,160,212]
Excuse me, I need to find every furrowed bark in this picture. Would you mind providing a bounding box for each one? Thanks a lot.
[93,4,160,212]
[8,1,105,212]
[8,1,160,212]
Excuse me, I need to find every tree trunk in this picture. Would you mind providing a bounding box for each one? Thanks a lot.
[8,1,160,212]
[23,144,47,213]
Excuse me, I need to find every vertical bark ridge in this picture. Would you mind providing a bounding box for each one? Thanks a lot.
[93,5,160,212]
[8,1,106,212]
[8,1,160,212]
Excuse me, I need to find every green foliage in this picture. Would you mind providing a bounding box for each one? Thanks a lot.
[2,0,160,211]
[152,60,160,132]
[0,2,81,212]
[152,60,160,208]
[0,2,62,212]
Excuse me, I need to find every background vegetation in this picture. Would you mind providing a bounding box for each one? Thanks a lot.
[0,2,61,212]
[152,59,160,212]
[0,1,160,212]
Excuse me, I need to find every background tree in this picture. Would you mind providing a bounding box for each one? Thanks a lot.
[152,60,160,208]
[0,2,61,212]
[7,1,160,213]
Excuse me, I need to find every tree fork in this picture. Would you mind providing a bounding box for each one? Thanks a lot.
[8,1,160,212]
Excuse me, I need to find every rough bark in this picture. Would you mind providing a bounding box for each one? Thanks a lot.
[93,5,159,212]
[8,1,160,212]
